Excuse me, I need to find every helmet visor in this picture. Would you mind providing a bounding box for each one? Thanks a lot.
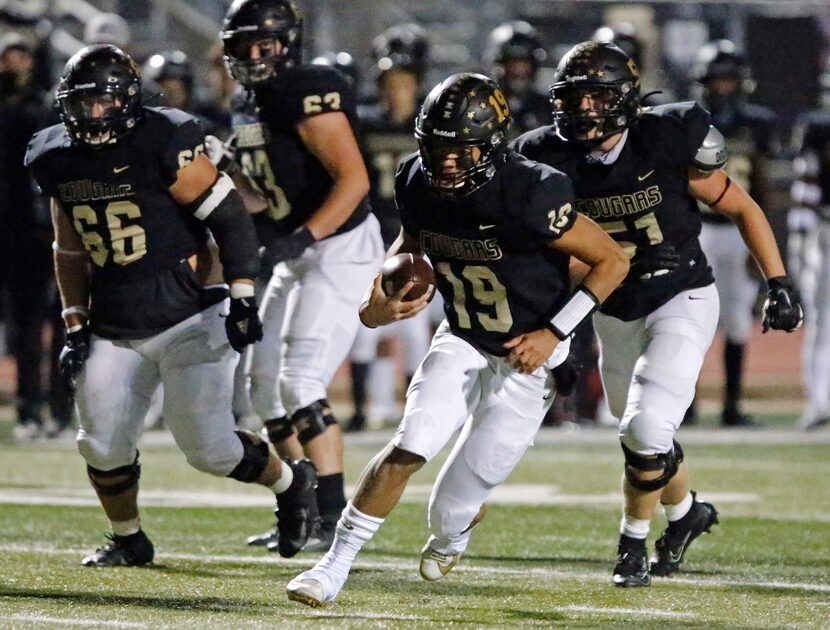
[551,83,628,143]
[419,139,482,191]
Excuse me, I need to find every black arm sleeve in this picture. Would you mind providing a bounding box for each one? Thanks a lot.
[201,187,261,282]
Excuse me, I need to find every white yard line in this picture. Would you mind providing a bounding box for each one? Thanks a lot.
[0,615,148,628]
[555,605,696,619]
[3,544,829,595]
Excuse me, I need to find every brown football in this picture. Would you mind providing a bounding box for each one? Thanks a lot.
[381,253,436,301]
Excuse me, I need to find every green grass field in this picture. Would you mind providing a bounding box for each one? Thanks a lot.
[1,415,829,629]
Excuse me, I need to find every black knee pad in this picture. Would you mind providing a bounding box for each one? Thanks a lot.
[87,453,141,497]
[621,440,683,492]
[264,416,294,444]
[227,430,271,483]
[291,400,331,444]
[319,398,338,427]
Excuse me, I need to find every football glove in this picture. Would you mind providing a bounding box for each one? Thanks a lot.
[260,226,316,270]
[59,324,90,394]
[630,243,681,281]
[762,276,803,333]
[204,134,236,172]
[226,296,264,352]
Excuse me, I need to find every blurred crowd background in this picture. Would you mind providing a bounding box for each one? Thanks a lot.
[1,0,828,438]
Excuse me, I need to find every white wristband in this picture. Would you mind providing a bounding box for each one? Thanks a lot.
[230,282,255,299]
[548,286,599,340]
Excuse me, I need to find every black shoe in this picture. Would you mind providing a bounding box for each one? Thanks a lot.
[344,413,366,433]
[81,530,154,567]
[612,538,650,587]
[721,409,757,428]
[650,492,719,577]
[302,519,336,552]
[274,458,319,558]
[246,523,279,547]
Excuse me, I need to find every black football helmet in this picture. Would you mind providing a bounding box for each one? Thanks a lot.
[56,44,142,147]
[221,0,303,87]
[142,50,194,91]
[549,41,640,145]
[484,21,547,94]
[415,73,510,197]
[372,23,429,82]
[690,40,754,108]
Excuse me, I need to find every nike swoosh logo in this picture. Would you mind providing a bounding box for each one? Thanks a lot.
[543,391,554,400]
[425,550,457,574]
[668,532,691,563]
[343,523,354,530]
[113,166,130,173]
[638,170,655,181]
[479,224,496,230]
[688,296,704,300]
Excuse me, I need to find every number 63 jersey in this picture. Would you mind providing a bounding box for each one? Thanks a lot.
[395,151,576,357]
[513,102,716,321]
[25,106,224,339]
[232,64,370,243]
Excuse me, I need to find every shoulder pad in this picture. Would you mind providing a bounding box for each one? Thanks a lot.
[692,126,728,172]
[395,151,421,183]
[24,124,70,167]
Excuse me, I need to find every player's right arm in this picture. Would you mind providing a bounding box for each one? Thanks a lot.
[52,198,91,328]
[358,228,431,329]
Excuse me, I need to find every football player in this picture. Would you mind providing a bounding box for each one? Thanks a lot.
[513,41,802,586]
[790,58,830,430]
[483,20,551,137]
[689,40,777,427]
[25,44,319,565]
[285,72,629,607]
[220,0,384,552]
[346,23,432,433]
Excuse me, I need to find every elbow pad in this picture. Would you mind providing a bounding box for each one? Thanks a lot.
[187,173,260,282]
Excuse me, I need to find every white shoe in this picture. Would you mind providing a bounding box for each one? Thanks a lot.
[286,576,326,607]
[419,545,461,581]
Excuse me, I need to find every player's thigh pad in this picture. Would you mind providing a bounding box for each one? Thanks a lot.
[392,324,488,461]
[620,284,719,453]
[76,336,158,470]
[279,217,384,412]
[154,303,243,475]
[593,314,649,421]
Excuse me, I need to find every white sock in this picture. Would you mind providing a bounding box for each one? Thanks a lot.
[620,515,651,540]
[663,492,694,522]
[302,502,383,600]
[111,517,141,537]
[270,459,293,494]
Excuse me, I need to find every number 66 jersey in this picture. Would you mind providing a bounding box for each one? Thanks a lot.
[513,102,716,320]
[25,107,225,339]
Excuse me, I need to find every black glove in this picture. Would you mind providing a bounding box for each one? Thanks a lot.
[629,243,681,281]
[226,296,264,352]
[762,276,803,333]
[261,226,316,271]
[550,356,579,397]
[59,325,90,394]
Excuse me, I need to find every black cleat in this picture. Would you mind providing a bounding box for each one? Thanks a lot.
[275,459,319,558]
[246,523,279,547]
[81,530,154,567]
[651,492,719,577]
[613,540,651,587]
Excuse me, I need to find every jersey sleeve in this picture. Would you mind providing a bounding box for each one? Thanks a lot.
[24,125,63,198]
[160,115,207,186]
[520,165,577,241]
[394,153,422,238]
[282,66,356,126]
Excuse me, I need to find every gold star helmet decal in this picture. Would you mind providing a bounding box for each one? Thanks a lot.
[467,111,476,120]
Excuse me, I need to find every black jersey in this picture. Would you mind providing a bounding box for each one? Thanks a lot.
[360,104,419,246]
[513,102,715,321]
[232,65,370,246]
[700,102,776,224]
[395,150,576,356]
[25,106,225,339]
[794,109,830,218]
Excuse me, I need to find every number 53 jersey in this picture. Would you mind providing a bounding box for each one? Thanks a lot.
[395,151,576,357]
[25,106,224,339]
[513,102,716,321]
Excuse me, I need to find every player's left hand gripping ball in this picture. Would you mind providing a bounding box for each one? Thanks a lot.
[59,324,90,393]
[226,297,264,351]
[762,276,804,333]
